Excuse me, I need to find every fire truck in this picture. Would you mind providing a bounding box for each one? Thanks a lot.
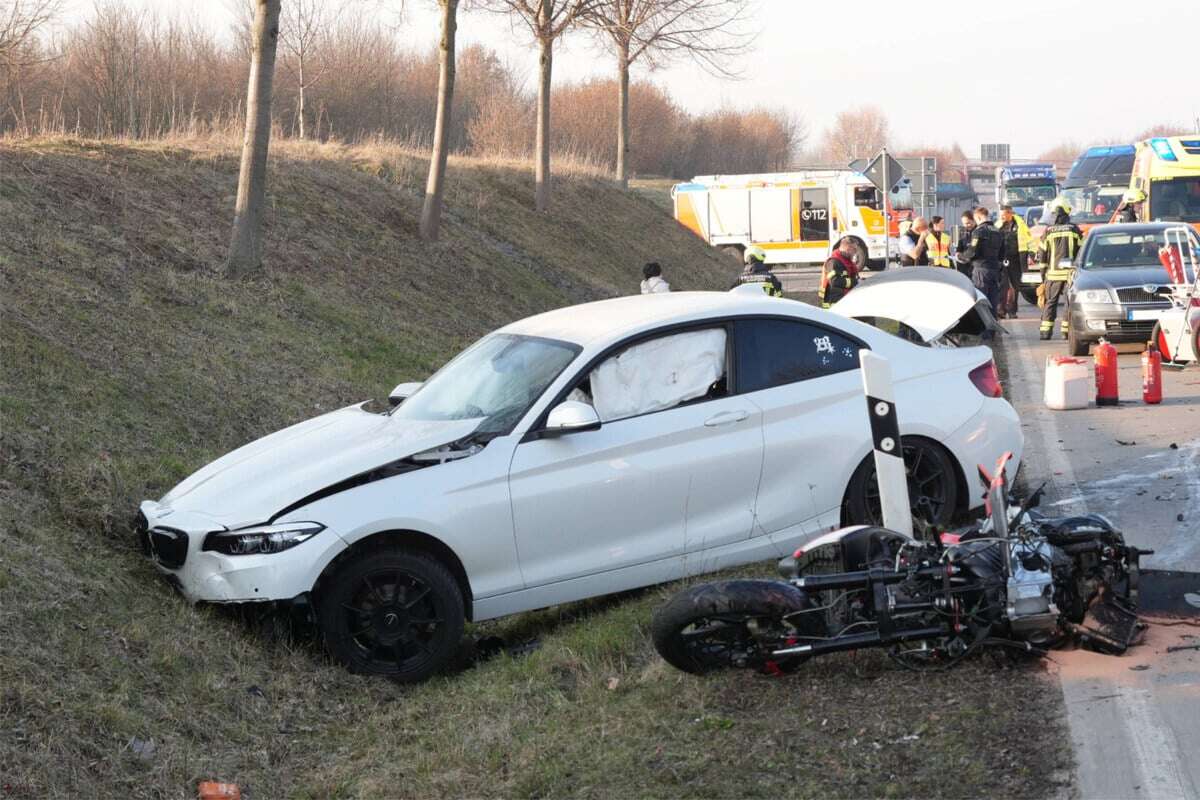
[672,170,904,271]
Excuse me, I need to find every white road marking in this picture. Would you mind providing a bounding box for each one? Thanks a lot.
[1007,331,1192,800]
[1113,688,1189,800]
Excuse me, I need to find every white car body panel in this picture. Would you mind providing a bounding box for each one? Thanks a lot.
[139,284,1023,623]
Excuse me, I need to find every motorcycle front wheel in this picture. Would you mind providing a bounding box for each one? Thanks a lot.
[651,580,822,675]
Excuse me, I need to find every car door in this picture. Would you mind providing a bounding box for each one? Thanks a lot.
[733,317,868,535]
[507,325,764,590]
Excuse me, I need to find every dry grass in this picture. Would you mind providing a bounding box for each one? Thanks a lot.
[0,136,1070,799]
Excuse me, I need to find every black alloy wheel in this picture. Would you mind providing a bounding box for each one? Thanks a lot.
[319,549,464,682]
[844,439,959,527]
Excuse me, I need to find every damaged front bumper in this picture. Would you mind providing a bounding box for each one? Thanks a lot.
[137,501,348,604]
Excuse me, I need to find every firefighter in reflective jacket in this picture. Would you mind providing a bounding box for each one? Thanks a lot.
[925,216,953,267]
[733,245,784,297]
[818,238,861,307]
[1036,198,1084,340]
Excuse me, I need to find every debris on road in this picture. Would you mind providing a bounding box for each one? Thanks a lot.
[1166,643,1200,653]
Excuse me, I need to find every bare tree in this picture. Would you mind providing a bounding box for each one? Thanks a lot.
[820,105,888,164]
[226,0,281,277]
[279,0,333,139]
[0,0,62,70]
[482,0,595,212]
[419,0,458,240]
[584,0,751,188]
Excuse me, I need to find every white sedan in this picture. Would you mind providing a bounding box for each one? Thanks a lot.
[138,269,1022,681]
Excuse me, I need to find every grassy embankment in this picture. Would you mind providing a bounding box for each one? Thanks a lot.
[0,137,1068,798]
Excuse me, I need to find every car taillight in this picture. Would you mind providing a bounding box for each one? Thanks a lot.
[969,360,1003,398]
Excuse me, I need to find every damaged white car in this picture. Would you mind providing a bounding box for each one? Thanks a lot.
[138,268,1022,681]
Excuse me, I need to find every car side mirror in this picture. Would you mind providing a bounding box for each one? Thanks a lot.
[541,401,601,437]
[389,381,422,407]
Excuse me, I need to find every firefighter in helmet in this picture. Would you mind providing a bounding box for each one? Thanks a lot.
[1115,188,1145,223]
[818,238,861,307]
[1036,197,1083,340]
[733,245,784,297]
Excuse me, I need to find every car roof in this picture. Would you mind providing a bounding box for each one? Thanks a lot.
[1090,222,1189,234]
[499,291,791,346]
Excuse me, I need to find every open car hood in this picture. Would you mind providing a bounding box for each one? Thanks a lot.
[830,267,1006,343]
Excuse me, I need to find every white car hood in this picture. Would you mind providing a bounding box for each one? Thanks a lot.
[158,404,483,528]
[830,267,1004,342]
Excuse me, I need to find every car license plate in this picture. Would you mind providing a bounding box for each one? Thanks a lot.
[1021,271,1041,285]
[1127,308,1164,321]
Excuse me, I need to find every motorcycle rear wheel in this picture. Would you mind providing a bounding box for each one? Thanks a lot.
[651,580,822,675]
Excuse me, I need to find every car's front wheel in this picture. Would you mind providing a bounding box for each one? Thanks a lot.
[1067,325,1089,357]
[318,548,464,682]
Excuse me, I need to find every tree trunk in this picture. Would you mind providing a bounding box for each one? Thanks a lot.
[226,0,281,277]
[297,55,306,140]
[534,0,553,213]
[420,0,458,242]
[615,38,630,190]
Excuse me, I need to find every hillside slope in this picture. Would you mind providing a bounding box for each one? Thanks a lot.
[0,138,1066,799]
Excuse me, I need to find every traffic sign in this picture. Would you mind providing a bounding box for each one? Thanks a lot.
[862,151,906,194]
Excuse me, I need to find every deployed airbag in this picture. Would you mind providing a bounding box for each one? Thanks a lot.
[591,329,726,422]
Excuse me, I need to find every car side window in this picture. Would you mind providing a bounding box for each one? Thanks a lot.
[734,318,861,393]
[570,327,729,422]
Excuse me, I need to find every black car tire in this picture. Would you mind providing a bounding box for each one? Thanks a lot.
[720,245,744,263]
[318,547,464,682]
[843,439,959,527]
[1067,324,1089,357]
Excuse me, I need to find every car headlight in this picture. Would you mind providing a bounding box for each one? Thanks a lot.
[202,522,325,556]
[1077,289,1113,304]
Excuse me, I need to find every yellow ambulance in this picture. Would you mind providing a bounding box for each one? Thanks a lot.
[1128,136,1200,232]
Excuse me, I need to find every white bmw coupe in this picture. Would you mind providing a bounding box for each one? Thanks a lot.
[138,269,1022,681]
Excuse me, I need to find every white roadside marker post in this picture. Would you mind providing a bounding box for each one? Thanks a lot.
[859,350,913,537]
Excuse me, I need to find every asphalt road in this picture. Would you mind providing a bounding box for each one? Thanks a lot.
[998,305,1200,800]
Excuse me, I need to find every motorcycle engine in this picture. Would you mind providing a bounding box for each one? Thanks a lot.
[1006,540,1061,643]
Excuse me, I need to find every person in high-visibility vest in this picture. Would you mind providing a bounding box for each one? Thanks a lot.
[1036,198,1083,340]
[1116,188,1145,223]
[818,238,861,307]
[924,216,953,267]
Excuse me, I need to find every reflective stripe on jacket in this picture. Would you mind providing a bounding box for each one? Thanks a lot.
[1038,224,1083,282]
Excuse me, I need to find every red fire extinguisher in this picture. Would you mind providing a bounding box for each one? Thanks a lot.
[1094,338,1119,406]
[1142,342,1163,404]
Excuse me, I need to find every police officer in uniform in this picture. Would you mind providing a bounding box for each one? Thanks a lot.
[1036,198,1083,340]
[961,207,1005,329]
[818,237,861,307]
[733,245,784,297]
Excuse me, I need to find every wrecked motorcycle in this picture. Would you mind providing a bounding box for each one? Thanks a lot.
[652,454,1152,674]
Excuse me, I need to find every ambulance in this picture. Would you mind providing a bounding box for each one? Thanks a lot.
[671,170,895,271]
[1127,136,1200,232]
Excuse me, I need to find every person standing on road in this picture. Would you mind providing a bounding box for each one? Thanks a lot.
[899,217,929,266]
[640,262,670,294]
[733,245,784,297]
[925,216,953,267]
[955,211,976,277]
[962,207,1005,335]
[998,205,1032,318]
[1036,198,1084,340]
[817,237,861,308]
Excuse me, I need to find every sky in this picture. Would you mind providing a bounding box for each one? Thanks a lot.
[60,0,1200,158]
